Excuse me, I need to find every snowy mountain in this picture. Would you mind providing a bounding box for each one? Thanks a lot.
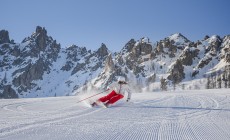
[0,26,230,98]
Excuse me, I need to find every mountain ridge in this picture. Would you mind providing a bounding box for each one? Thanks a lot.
[1,26,230,98]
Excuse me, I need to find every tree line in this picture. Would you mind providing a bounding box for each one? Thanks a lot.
[160,65,230,91]
[206,65,230,89]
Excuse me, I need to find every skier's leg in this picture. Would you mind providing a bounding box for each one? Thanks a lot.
[107,94,124,105]
[98,90,117,102]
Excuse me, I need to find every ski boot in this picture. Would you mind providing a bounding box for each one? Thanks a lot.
[91,102,97,107]
[105,102,111,108]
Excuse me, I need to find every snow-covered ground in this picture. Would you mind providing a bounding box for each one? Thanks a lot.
[1,89,230,140]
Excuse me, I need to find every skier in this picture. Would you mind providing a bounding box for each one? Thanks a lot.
[91,76,132,107]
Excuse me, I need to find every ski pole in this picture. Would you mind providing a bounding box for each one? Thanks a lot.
[76,89,109,104]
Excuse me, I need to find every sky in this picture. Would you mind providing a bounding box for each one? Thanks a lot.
[1,0,230,52]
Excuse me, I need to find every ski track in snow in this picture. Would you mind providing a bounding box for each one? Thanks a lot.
[0,89,230,140]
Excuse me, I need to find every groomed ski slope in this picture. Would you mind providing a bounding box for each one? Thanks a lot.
[0,89,230,140]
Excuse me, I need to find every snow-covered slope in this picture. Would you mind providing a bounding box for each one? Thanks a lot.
[0,89,230,140]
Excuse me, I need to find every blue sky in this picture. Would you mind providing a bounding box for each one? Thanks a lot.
[1,0,230,52]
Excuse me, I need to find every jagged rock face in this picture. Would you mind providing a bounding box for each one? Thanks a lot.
[221,35,230,62]
[96,43,109,59]
[104,53,114,72]
[179,46,199,66]
[0,26,61,97]
[0,30,10,44]
[123,38,153,76]
[168,60,185,84]
[205,35,222,55]
[12,58,48,92]
[120,39,136,54]
[0,85,18,99]
[155,33,190,57]
[71,44,109,76]
[156,39,179,57]
[61,45,88,71]
[35,26,47,51]
[21,26,60,58]
[132,41,152,57]
[225,53,230,63]
[66,45,88,61]
[191,35,223,77]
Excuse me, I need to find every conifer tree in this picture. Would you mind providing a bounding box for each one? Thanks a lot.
[160,77,167,91]
[217,76,221,88]
[206,76,211,89]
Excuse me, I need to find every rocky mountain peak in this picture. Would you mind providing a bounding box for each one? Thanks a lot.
[120,39,136,54]
[0,30,10,44]
[35,26,47,36]
[203,35,210,40]
[155,33,189,57]
[96,43,109,58]
[20,26,61,59]
[138,37,151,44]
[168,33,190,43]
[21,26,51,52]
[120,37,152,57]
[35,26,48,51]
[206,35,221,42]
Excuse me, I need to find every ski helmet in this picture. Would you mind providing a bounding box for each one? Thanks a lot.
[117,76,127,84]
